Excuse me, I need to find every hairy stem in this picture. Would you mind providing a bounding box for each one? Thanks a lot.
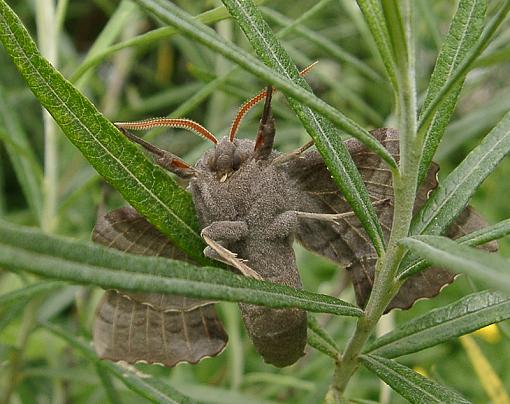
[327,1,420,398]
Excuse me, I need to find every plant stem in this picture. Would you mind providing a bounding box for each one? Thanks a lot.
[327,1,420,398]
[36,0,59,233]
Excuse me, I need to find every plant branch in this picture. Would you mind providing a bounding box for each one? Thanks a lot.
[327,1,421,398]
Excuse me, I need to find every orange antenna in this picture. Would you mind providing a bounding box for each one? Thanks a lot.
[228,61,318,142]
[115,118,218,144]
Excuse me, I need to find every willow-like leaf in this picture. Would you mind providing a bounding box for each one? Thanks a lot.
[399,218,510,279]
[0,220,362,316]
[411,110,510,237]
[133,0,398,171]
[366,291,510,358]
[355,0,398,91]
[0,0,206,262]
[418,0,487,184]
[402,235,510,294]
[360,354,470,403]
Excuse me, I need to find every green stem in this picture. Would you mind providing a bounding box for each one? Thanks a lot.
[36,0,59,233]
[327,1,421,397]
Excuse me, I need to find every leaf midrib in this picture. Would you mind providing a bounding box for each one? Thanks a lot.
[423,0,479,130]
[0,241,360,315]
[231,0,384,249]
[363,356,443,402]
[0,14,198,241]
[369,298,509,355]
[415,124,509,234]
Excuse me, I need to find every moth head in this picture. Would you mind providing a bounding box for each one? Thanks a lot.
[115,63,317,181]
[205,137,245,181]
[201,84,276,181]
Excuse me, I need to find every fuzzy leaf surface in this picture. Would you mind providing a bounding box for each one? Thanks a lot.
[361,354,470,403]
[0,0,205,262]
[366,291,510,358]
[0,220,362,316]
[402,235,510,294]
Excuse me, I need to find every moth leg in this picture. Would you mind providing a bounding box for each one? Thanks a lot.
[262,211,299,239]
[200,221,260,279]
[201,223,243,261]
[272,140,315,165]
[117,127,197,178]
[201,221,262,279]
[294,199,391,224]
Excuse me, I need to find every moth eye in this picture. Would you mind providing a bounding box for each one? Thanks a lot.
[232,149,241,171]
[208,154,217,171]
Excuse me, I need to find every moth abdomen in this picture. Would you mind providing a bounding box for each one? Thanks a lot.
[240,305,307,367]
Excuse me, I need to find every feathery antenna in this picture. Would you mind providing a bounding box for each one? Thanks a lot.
[228,61,318,141]
[115,118,218,144]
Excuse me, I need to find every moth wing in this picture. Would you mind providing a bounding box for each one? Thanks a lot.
[286,128,495,311]
[92,207,228,366]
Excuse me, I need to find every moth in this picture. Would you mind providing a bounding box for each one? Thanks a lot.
[92,66,493,368]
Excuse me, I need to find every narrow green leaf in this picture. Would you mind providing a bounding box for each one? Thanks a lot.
[260,7,384,84]
[0,281,64,307]
[219,0,386,254]
[418,1,510,134]
[399,218,510,279]
[381,0,408,70]
[411,110,510,236]
[0,89,43,222]
[74,0,139,89]
[356,0,398,91]
[402,235,510,294]
[418,0,487,184]
[0,0,206,262]
[381,1,417,175]
[456,218,510,245]
[307,315,340,353]
[307,332,339,360]
[44,323,195,404]
[95,364,123,404]
[70,0,269,83]
[133,0,398,171]
[437,92,510,159]
[360,354,470,404]
[366,291,510,358]
[307,315,340,359]
[0,220,362,316]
